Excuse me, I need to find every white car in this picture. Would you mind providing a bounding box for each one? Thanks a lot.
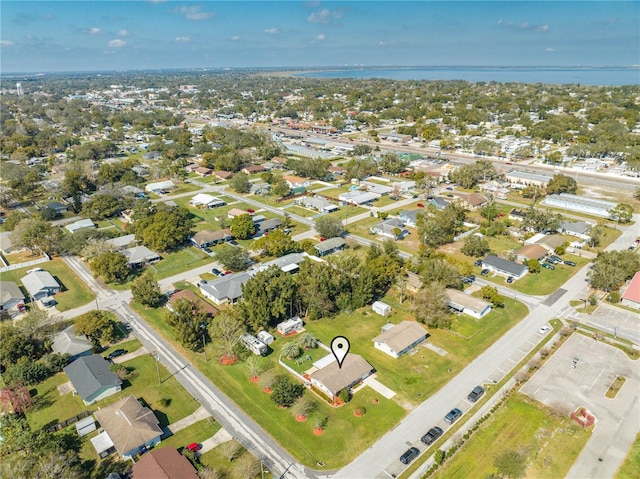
[539,325,551,334]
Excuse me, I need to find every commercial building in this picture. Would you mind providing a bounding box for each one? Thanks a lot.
[542,193,618,218]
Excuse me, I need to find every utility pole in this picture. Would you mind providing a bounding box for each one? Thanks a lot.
[202,334,208,362]
[152,351,161,384]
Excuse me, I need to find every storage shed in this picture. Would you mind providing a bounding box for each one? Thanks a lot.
[257,331,275,346]
[372,301,391,317]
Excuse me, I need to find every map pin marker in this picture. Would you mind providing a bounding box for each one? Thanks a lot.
[331,336,350,369]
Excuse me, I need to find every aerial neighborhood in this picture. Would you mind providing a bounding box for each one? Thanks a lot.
[1,71,639,479]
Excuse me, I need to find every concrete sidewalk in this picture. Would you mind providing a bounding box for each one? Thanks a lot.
[199,427,234,454]
[164,406,211,436]
[361,375,396,400]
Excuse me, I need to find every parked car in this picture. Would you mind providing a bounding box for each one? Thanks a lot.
[444,408,463,424]
[541,262,555,270]
[480,269,489,276]
[563,260,576,267]
[186,443,201,453]
[462,275,475,284]
[421,426,444,445]
[474,259,483,267]
[211,268,223,276]
[123,323,132,332]
[467,386,485,403]
[417,203,425,208]
[506,276,514,284]
[550,255,563,263]
[539,325,551,334]
[107,349,127,360]
[399,447,420,465]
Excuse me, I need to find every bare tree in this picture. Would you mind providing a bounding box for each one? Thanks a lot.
[219,440,242,462]
[233,454,261,479]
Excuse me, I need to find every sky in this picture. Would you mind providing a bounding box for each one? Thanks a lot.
[1,1,638,73]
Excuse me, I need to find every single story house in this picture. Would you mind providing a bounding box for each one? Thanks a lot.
[398,210,422,228]
[167,289,219,317]
[360,181,394,196]
[406,271,423,293]
[106,234,136,250]
[250,182,271,195]
[93,395,163,459]
[189,193,225,209]
[372,301,391,317]
[309,354,375,400]
[515,244,548,262]
[131,447,199,479]
[534,234,566,253]
[370,218,407,239]
[294,196,339,213]
[65,218,96,234]
[314,237,346,257]
[214,170,233,181]
[250,252,306,275]
[481,255,528,280]
[328,166,347,177]
[508,208,527,222]
[455,193,488,210]
[373,321,428,358]
[190,229,233,249]
[194,166,213,177]
[338,190,380,205]
[21,270,60,300]
[227,208,250,219]
[45,202,67,216]
[242,165,266,175]
[199,272,251,305]
[277,316,303,336]
[241,333,268,356]
[0,231,15,254]
[505,170,551,188]
[0,281,25,317]
[255,218,282,235]
[123,246,161,268]
[558,221,592,240]
[445,289,492,319]
[428,197,449,210]
[63,355,122,405]
[51,325,93,360]
[145,180,175,195]
[121,185,146,198]
[621,271,640,310]
[283,175,312,188]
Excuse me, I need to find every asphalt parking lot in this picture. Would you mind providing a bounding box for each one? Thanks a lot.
[520,334,640,479]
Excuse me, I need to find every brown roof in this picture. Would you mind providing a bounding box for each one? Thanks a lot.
[192,229,232,245]
[535,234,565,249]
[227,208,249,218]
[131,447,198,479]
[194,166,213,175]
[373,321,428,353]
[515,244,548,260]
[214,170,233,179]
[310,354,374,397]
[93,395,162,456]
[460,193,488,207]
[243,165,265,173]
[169,289,219,317]
[406,272,423,291]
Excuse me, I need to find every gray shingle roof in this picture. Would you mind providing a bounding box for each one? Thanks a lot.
[21,270,59,297]
[482,255,527,276]
[200,272,252,302]
[63,355,122,401]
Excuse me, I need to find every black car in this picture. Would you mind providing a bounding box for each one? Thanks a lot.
[107,349,127,360]
[399,447,420,465]
[421,426,444,445]
[444,408,463,424]
[480,269,489,276]
[467,385,485,403]
[563,260,576,267]
[474,259,483,267]
[211,268,223,276]
[506,276,514,284]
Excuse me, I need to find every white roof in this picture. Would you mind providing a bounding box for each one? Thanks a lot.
[145,180,174,192]
[190,193,222,205]
[90,431,115,455]
[65,219,95,233]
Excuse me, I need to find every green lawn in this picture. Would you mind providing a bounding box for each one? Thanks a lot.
[159,418,220,452]
[0,257,94,311]
[282,205,317,218]
[26,344,199,431]
[432,393,591,479]
[616,433,640,479]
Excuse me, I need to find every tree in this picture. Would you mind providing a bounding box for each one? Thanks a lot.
[74,311,119,344]
[493,450,527,479]
[412,282,450,328]
[420,257,461,287]
[448,160,496,188]
[461,235,490,257]
[480,203,499,222]
[11,217,62,255]
[131,270,163,307]
[293,396,317,418]
[133,205,193,251]
[81,194,127,220]
[216,244,250,271]
[314,215,344,239]
[546,174,577,195]
[298,332,317,350]
[270,374,304,407]
[230,214,257,240]
[589,250,640,291]
[90,251,129,283]
[522,207,561,233]
[2,211,29,231]
[209,310,244,361]
[230,172,251,193]
[233,454,261,479]
[609,203,633,224]
[253,229,299,257]
[480,285,504,307]
[165,298,209,350]
[281,342,301,360]
[526,259,541,274]
[219,440,242,462]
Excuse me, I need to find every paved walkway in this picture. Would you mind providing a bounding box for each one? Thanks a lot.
[112,345,148,364]
[199,427,234,454]
[164,406,211,435]
[360,375,396,400]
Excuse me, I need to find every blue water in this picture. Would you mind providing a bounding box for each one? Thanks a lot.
[296,67,639,86]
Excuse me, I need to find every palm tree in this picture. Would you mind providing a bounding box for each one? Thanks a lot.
[297,332,317,350]
[281,342,301,360]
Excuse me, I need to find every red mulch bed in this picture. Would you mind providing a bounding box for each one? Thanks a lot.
[354,410,364,417]
[250,376,260,383]
[295,415,307,422]
[263,387,272,394]
[219,354,237,365]
[313,428,324,436]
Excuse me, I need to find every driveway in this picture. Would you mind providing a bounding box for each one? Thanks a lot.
[520,334,640,479]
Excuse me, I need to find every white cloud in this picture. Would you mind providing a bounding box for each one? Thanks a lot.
[90,27,102,34]
[308,8,343,24]
[231,35,240,41]
[315,34,325,41]
[117,29,130,37]
[107,39,126,48]
[175,36,190,43]
[378,41,385,46]
[536,25,549,32]
[177,5,213,21]
[264,28,280,35]
[545,47,555,52]
[0,40,14,47]
[497,20,550,32]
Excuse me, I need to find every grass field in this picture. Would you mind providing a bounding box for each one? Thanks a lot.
[616,433,640,479]
[432,393,591,479]
[0,257,94,311]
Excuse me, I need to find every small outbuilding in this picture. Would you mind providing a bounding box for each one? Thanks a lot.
[277,316,304,336]
[372,301,391,317]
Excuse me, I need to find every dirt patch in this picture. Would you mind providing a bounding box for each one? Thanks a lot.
[57,381,74,395]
